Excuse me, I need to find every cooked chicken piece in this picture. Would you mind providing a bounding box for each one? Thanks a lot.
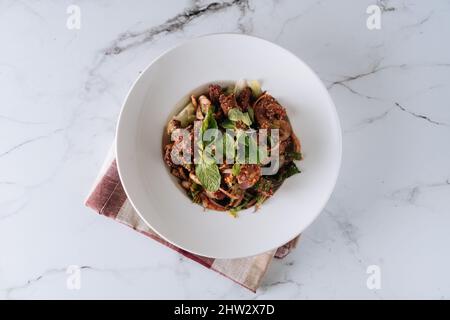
[278,137,292,155]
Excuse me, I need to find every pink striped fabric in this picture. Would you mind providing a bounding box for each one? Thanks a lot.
[85,152,299,292]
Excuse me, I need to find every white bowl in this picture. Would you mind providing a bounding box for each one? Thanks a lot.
[116,34,342,259]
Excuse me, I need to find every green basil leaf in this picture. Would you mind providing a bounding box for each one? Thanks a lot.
[287,151,303,160]
[195,157,221,192]
[201,109,218,146]
[208,112,217,130]
[228,108,242,122]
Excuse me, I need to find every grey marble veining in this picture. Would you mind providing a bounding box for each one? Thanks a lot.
[0,0,449,299]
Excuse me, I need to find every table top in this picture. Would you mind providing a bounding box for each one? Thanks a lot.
[1,0,449,299]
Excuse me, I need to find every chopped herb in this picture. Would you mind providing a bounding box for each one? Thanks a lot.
[228,209,238,217]
[286,151,303,160]
[255,194,268,208]
[255,178,274,193]
[228,192,253,216]
[232,163,241,176]
[276,162,301,182]
[189,183,202,203]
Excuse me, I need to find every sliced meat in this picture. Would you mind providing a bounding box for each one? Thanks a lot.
[272,119,292,142]
[236,164,261,189]
[229,192,245,207]
[254,93,287,128]
[237,86,252,111]
[214,107,224,122]
[208,84,222,104]
[278,137,292,155]
[219,93,238,115]
[291,132,302,153]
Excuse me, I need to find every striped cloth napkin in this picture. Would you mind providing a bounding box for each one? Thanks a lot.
[85,147,299,292]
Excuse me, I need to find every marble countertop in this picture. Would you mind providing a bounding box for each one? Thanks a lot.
[1,0,449,299]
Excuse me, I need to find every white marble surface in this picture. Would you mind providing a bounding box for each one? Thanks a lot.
[0,0,449,299]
